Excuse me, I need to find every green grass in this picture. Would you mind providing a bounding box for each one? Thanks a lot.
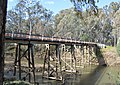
[117,41,120,57]
[98,67,120,85]
[101,46,115,52]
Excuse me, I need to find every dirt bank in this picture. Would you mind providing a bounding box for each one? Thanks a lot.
[101,46,120,66]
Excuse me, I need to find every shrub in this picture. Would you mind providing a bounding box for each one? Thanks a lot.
[116,40,120,56]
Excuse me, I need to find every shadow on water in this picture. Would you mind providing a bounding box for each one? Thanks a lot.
[94,46,107,66]
[79,66,107,85]
[72,45,108,85]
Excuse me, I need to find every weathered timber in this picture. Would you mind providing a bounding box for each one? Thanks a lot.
[5,32,97,46]
[13,43,36,83]
[0,0,7,84]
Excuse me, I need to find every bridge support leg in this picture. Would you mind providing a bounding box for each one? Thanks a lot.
[28,44,31,82]
[56,45,58,79]
[42,44,51,78]
[81,45,84,66]
[18,44,21,80]
[28,43,36,83]
[13,43,36,83]
[31,44,35,83]
[14,44,18,76]
[85,45,88,65]
[42,44,62,80]
[56,45,62,80]
[88,46,92,65]
[42,44,48,78]
[61,44,66,70]
[48,45,50,78]
[64,47,67,70]
[71,45,76,72]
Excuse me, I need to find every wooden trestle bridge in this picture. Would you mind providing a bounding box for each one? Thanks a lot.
[5,32,104,84]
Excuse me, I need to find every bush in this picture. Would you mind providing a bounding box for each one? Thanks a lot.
[116,40,120,56]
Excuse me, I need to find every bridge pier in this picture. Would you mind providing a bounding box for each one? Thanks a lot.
[89,45,93,65]
[71,45,76,72]
[81,45,85,66]
[88,45,91,65]
[13,43,36,83]
[56,44,62,80]
[42,44,63,80]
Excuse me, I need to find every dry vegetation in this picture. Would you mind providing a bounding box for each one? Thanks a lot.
[101,46,120,66]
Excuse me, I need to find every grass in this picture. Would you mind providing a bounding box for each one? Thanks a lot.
[98,66,120,85]
[101,46,115,52]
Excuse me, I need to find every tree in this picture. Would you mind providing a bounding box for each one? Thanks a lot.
[6,0,53,36]
[0,0,7,84]
[70,0,99,15]
[53,4,115,45]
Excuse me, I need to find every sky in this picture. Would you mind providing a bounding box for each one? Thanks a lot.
[8,0,120,14]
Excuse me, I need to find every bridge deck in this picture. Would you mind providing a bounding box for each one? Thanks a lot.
[5,32,97,45]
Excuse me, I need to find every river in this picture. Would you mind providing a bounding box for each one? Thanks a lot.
[35,65,120,85]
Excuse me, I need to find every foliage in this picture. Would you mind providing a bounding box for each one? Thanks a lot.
[53,5,116,45]
[70,0,99,15]
[6,0,54,36]
[117,40,120,56]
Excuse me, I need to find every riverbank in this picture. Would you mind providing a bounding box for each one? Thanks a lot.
[101,46,120,66]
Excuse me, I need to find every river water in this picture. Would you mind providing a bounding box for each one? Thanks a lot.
[4,63,120,85]
[35,65,120,85]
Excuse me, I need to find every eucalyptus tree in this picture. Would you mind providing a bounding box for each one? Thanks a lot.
[70,0,99,16]
[6,0,53,36]
[103,2,120,45]
[54,4,116,45]
[6,0,27,32]
[109,2,120,13]
[54,8,83,39]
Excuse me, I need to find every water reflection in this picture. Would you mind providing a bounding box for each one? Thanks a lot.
[5,65,120,85]
[79,65,106,85]
[35,65,108,85]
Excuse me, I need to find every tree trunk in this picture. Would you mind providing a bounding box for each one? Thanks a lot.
[0,0,7,84]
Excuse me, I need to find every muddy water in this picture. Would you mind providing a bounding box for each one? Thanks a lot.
[35,65,120,85]
[4,65,120,85]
